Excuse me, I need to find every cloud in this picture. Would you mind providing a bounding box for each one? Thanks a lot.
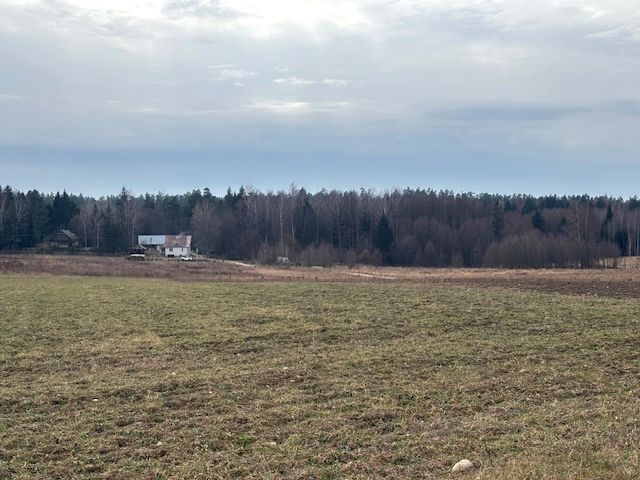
[466,42,535,67]
[2,0,640,195]
[249,100,313,112]
[273,76,350,86]
[208,64,256,82]
[274,76,315,85]
[0,93,27,101]
[322,78,349,86]
[248,100,352,114]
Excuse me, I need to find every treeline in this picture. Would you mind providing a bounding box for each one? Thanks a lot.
[0,184,638,268]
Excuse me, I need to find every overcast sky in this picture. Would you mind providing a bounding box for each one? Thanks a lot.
[2,0,640,196]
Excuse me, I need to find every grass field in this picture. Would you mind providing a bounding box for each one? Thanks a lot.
[1,274,639,479]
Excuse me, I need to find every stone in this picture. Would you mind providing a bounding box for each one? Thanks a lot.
[451,459,474,473]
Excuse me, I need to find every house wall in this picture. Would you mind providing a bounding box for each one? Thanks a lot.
[165,247,191,257]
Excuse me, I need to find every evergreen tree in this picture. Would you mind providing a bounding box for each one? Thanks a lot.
[605,203,614,222]
[186,189,203,220]
[0,186,15,248]
[101,204,125,252]
[162,196,182,233]
[600,203,614,241]
[491,202,505,239]
[531,210,545,232]
[224,187,236,207]
[522,197,537,214]
[25,215,36,248]
[374,214,394,263]
[503,199,517,212]
[559,216,568,234]
[48,191,78,232]
[26,190,47,246]
[143,193,155,210]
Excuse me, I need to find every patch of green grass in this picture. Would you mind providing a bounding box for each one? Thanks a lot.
[0,275,639,479]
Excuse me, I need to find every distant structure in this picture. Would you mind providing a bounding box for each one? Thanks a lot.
[137,234,192,258]
[138,235,166,252]
[164,235,192,258]
[49,229,80,249]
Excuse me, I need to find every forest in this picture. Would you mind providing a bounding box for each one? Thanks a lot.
[0,184,637,268]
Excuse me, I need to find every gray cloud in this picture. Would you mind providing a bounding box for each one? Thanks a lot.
[1,0,640,194]
[432,101,640,124]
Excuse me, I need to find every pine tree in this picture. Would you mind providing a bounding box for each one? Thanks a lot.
[532,210,545,232]
[504,199,517,212]
[492,202,505,239]
[605,203,614,222]
[224,187,236,207]
[48,190,78,232]
[522,197,537,214]
[600,203,614,241]
[559,216,568,234]
[374,214,394,263]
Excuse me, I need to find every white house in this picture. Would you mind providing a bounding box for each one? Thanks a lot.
[163,235,192,257]
[137,234,192,257]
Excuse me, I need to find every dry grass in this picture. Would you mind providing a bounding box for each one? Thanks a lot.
[2,254,640,299]
[0,255,249,281]
[1,275,639,479]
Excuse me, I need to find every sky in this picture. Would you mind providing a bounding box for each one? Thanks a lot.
[1,0,640,197]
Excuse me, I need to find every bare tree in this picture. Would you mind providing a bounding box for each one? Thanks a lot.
[263,192,271,244]
[78,203,93,248]
[277,191,285,255]
[0,189,9,242]
[244,186,261,258]
[93,205,104,250]
[289,184,298,245]
[192,200,219,253]
[14,194,27,229]
[329,190,342,249]
[117,188,137,248]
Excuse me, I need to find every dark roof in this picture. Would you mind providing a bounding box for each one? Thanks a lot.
[60,229,79,241]
[50,229,79,243]
[164,235,192,248]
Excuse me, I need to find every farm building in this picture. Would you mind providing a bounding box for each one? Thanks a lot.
[138,235,166,252]
[49,229,80,249]
[137,234,192,257]
[164,235,192,257]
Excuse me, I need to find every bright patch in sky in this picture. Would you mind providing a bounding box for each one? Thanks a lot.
[215,0,370,33]
[2,0,640,195]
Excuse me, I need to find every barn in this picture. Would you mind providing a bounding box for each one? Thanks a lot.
[137,235,166,252]
[49,229,80,249]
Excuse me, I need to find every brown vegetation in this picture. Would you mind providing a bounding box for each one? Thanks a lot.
[2,254,640,299]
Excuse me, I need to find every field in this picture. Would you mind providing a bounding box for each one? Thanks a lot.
[3,254,640,298]
[1,260,640,478]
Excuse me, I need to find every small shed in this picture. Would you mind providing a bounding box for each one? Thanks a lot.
[49,229,80,249]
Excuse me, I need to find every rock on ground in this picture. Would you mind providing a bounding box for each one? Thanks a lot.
[451,459,474,473]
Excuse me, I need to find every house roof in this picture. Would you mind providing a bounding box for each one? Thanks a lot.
[138,235,167,245]
[60,229,79,241]
[164,235,192,248]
